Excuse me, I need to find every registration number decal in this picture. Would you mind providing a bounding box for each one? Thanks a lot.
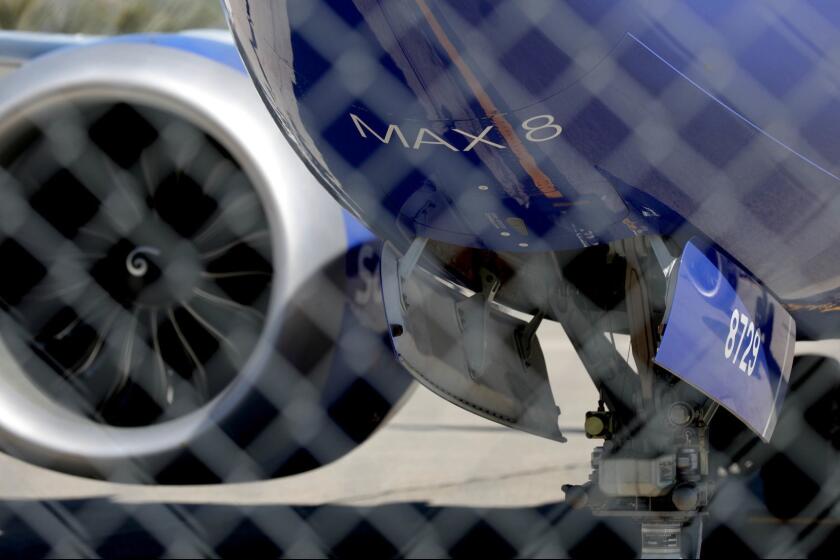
[724,308,762,376]
[654,239,796,441]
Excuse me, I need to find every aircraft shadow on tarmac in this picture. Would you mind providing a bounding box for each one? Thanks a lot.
[1,475,838,560]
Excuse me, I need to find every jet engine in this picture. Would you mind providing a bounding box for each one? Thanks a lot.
[0,34,411,484]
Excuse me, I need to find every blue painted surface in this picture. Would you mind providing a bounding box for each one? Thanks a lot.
[341,209,376,249]
[223,0,840,338]
[655,239,796,440]
[0,31,92,61]
[0,31,247,73]
[98,33,246,74]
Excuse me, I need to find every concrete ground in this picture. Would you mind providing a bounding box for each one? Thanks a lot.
[0,321,599,508]
[0,324,838,508]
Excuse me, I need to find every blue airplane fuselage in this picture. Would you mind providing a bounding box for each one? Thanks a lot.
[222,1,840,339]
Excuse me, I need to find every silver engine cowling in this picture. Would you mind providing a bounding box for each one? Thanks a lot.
[0,39,411,483]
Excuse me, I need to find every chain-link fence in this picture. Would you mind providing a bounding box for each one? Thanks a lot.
[2,0,840,557]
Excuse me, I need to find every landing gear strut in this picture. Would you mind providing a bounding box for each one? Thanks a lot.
[555,237,716,559]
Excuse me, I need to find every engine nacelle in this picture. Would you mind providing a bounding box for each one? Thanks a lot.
[0,34,411,484]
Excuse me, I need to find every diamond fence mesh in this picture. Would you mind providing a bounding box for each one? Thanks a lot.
[1,0,840,557]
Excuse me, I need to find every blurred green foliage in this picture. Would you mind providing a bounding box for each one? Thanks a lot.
[0,0,225,33]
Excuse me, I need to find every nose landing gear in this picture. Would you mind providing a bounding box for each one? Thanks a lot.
[554,237,716,559]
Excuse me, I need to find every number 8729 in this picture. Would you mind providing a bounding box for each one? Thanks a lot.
[724,308,762,376]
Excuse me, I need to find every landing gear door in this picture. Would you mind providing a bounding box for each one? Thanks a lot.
[654,238,796,442]
[381,241,565,442]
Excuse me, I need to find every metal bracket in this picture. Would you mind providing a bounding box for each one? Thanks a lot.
[650,236,678,280]
[398,237,428,290]
[455,268,501,379]
[514,310,545,368]
[397,236,429,312]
